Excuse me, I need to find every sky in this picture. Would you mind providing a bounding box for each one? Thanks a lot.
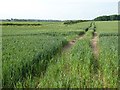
[0,0,119,20]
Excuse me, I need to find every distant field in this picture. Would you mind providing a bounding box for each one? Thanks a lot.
[95,21,118,33]
[2,21,90,36]
[1,21,119,88]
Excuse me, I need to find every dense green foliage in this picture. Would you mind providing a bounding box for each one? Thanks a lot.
[99,36,118,87]
[99,33,119,37]
[2,35,67,87]
[94,15,120,21]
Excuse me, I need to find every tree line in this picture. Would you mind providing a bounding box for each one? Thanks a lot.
[1,18,62,22]
[94,15,120,21]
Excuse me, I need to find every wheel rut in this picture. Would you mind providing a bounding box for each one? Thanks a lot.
[91,32,107,87]
[91,32,99,60]
[35,34,85,88]
[62,34,84,52]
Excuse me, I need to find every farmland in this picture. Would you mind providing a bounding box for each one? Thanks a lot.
[1,21,119,88]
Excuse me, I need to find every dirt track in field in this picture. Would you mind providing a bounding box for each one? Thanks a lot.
[90,32,100,75]
[62,34,84,52]
[36,34,85,88]
[91,32,107,87]
[91,32,99,60]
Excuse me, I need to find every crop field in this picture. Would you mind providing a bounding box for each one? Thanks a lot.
[1,21,119,88]
[95,21,118,33]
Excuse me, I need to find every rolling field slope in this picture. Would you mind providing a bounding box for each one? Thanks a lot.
[1,21,119,88]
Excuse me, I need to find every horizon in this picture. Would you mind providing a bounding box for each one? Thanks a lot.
[1,14,119,21]
[0,0,119,20]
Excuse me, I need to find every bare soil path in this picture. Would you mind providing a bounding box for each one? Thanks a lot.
[91,32,107,87]
[91,32,99,60]
[90,32,99,76]
[62,34,84,52]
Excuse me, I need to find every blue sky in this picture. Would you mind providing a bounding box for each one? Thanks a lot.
[0,0,119,20]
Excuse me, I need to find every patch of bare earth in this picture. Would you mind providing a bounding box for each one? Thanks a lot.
[91,32,99,60]
[62,34,84,52]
